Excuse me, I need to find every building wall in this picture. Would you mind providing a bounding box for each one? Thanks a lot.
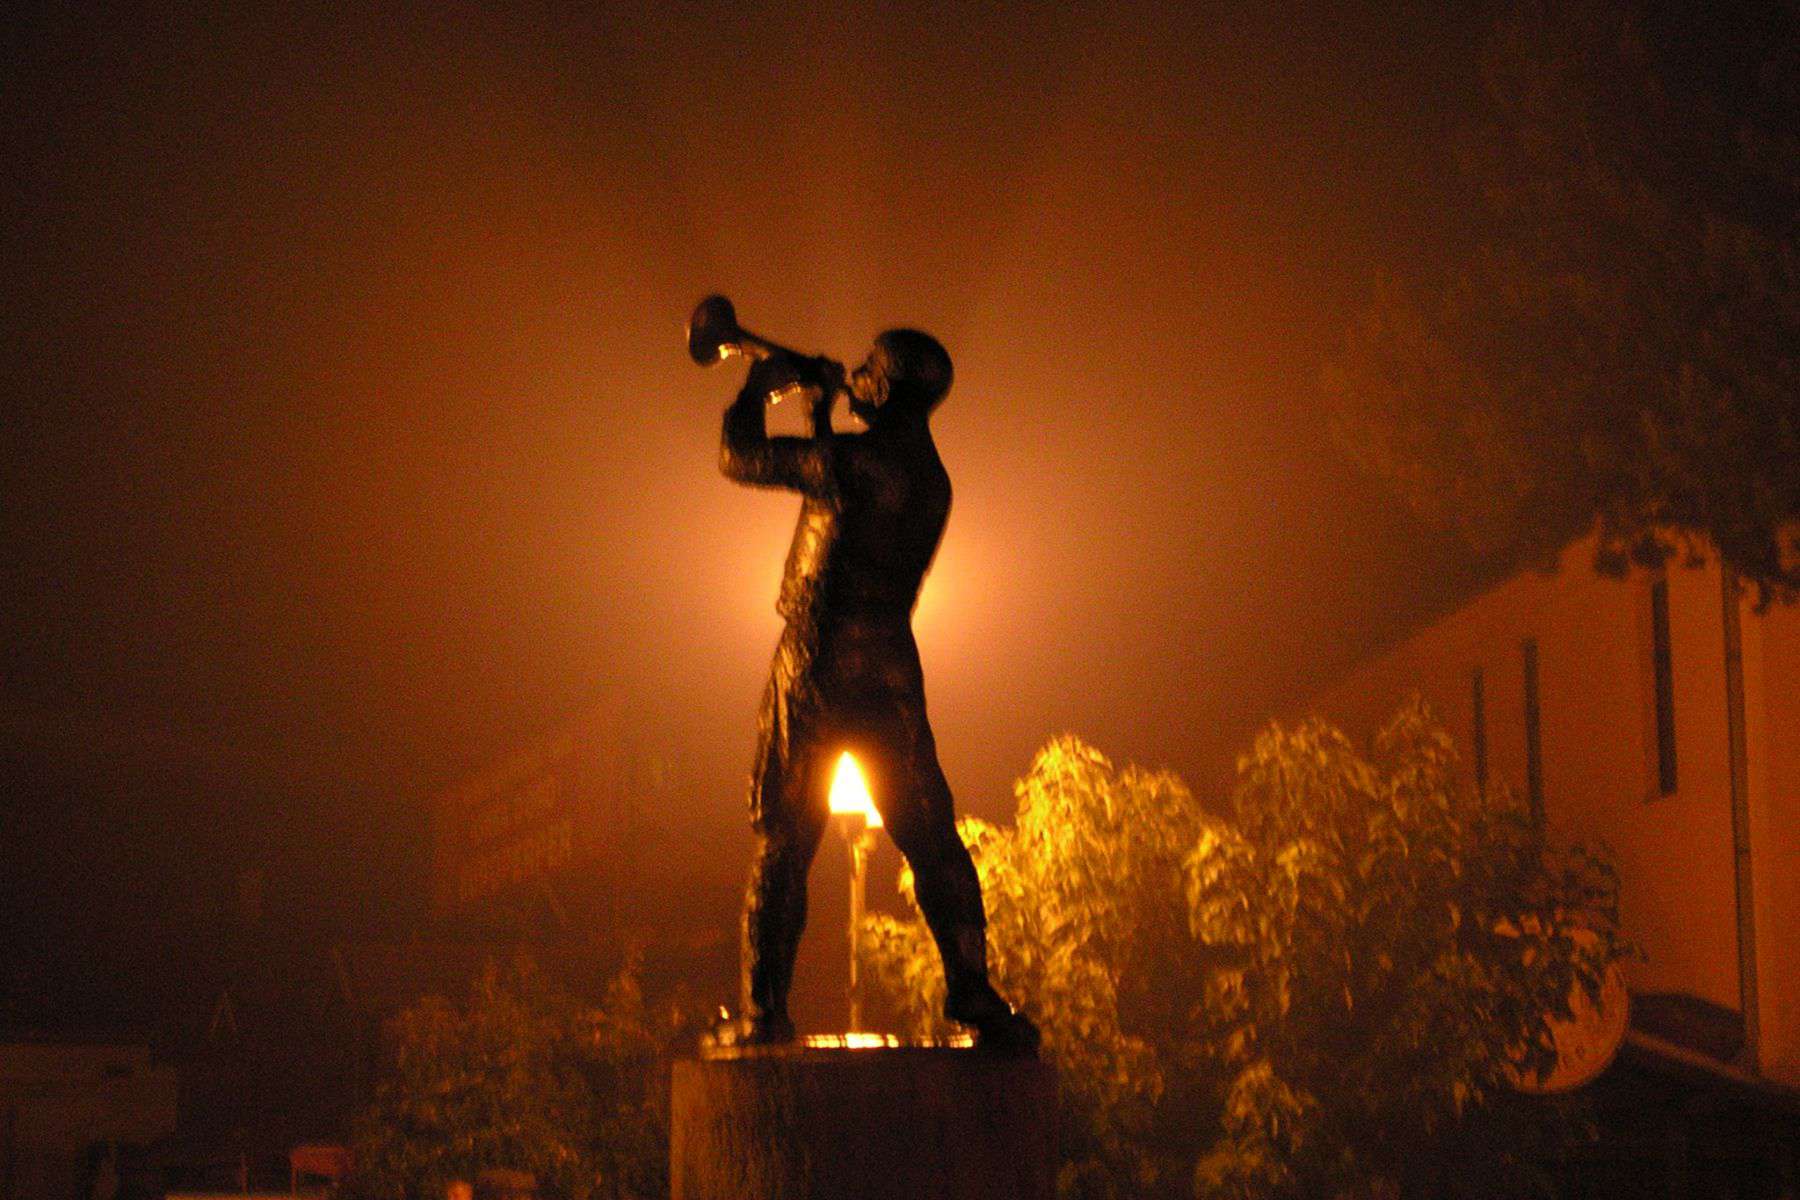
[429,703,681,915]
[1754,600,1800,1082]
[0,1042,178,1200]
[1308,534,1798,1085]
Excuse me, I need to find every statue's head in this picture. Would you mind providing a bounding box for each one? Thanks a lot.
[849,328,952,424]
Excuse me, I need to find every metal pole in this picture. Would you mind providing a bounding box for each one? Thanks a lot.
[847,826,870,1032]
[1721,564,1760,1071]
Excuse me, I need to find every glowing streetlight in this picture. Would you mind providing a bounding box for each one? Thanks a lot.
[828,751,880,1032]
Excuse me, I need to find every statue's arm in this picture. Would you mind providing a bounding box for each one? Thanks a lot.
[718,378,832,495]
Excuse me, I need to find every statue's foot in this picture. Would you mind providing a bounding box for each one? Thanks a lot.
[946,983,1040,1056]
[703,1012,796,1051]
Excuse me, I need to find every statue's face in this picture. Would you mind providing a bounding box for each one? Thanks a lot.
[847,351,888,424]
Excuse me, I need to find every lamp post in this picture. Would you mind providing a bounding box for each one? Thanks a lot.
[828,751,881,1033]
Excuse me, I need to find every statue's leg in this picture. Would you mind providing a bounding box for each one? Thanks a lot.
[870,725,1038,1051]
[742,778,826,1032]
[874,738,986,993]
[823,617,1035,1049]
[740,643,827,1037]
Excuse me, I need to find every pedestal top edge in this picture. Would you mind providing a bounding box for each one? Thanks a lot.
[696,1032,1044,1064]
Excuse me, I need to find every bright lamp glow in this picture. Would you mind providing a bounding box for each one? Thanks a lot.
[828,751,882,827]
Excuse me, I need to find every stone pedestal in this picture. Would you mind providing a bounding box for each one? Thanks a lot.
[670,1042,1056,1200]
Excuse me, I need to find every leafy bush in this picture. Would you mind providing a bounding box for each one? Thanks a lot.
[865,702,1628,1200]
[343,955,693,1200]
[1188,702,1626,1199]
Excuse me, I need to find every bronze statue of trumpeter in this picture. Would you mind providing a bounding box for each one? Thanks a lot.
[690,296,1038,1053]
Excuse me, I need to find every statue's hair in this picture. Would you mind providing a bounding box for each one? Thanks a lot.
[873,328,953,408]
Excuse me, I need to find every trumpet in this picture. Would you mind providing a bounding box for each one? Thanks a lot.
[687,294,845,403]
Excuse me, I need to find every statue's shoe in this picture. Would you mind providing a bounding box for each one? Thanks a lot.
[702,1013,796,1051]
[945,984,1041,1056]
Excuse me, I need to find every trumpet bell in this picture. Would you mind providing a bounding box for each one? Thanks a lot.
[686,294,829,400]
[687,294,744,366]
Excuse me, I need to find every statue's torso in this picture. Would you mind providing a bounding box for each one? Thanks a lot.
[777,425,951,627]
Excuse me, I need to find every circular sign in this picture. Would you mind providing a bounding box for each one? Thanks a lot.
[1504,928,1629,1094]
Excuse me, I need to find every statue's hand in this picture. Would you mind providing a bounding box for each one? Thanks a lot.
[747,352,845,404]
[744,352,803,399]
[808,356,846,398]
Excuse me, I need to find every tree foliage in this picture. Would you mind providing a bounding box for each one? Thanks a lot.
[343,956,692,1200]
[1323,1,1800,603]
[1188,702,1626,1199]
[865,704,1628,1200]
